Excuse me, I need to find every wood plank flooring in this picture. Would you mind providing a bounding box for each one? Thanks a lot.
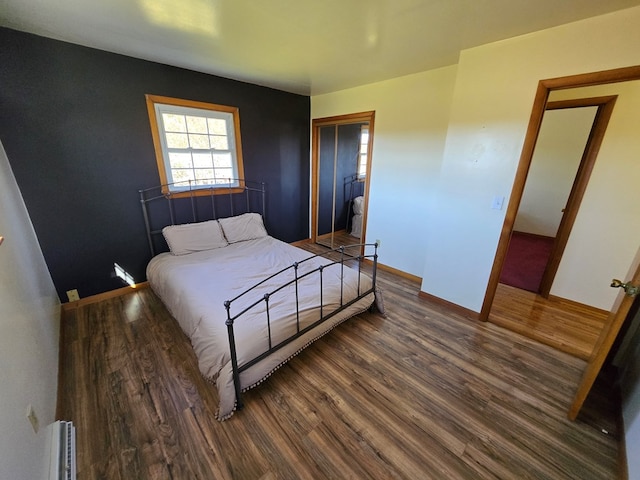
[490,283,609,360]
[316,229,362,251]
[58,265,619,479]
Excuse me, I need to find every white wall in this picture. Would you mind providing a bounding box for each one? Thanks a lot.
[0,141,60,480]
[513,107,596,237]
[311,65,457,277]
[420,6,640,311]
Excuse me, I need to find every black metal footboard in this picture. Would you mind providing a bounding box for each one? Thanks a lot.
[224,242,379,410]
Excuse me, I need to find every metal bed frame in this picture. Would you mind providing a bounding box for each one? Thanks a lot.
[139,178,266,257]
[139,179,379,412]
[344,173,365,234]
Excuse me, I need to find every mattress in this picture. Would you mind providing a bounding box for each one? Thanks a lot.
[147,235,374,419]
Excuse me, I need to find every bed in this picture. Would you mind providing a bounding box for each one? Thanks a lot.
[139,180,380,420]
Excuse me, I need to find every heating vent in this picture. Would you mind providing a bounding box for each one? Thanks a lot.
[45,421,76,480]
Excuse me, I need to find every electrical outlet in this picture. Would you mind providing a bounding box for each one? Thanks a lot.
[66,289,80,302]
[26,404,38,433]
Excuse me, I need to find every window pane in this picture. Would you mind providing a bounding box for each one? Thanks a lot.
[208,118,227,135]
[195,169,214,181]
[165,132,189,149]
[189,134,209,149]
[172,169,195,184]
[169,152,192,169]
[213,153,232,167]
[209,135,229,150]
[186,115,207,133]
[162,113,187,132]
[193,152,213,168]
[214,168,233,180]
[149,97,244,193]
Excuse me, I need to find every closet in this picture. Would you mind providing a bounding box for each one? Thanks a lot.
[311,111,374,253]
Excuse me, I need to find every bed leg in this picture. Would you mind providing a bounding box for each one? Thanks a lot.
[225,303,244,411]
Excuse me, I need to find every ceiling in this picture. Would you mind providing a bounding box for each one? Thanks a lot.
[1,0,639,95]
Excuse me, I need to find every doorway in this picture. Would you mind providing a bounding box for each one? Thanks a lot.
[311,111,375,255]
[481,66,640,325]
[498,97,615,295]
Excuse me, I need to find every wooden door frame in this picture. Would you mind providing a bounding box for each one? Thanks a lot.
[479,65,640,322]
[311,111,375,251]
[537,96,617,297]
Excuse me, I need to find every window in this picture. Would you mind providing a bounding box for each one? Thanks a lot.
[145,95,245,194]
[357,125,369,179]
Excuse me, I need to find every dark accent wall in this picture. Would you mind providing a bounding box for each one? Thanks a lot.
[0,27,310,300]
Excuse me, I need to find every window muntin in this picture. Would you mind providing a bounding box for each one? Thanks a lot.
[146,95,244,194]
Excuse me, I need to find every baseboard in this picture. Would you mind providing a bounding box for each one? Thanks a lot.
[362,259,421,283]
[547,294,610,317]
[418,290,480,321]
[290,238,312,247]
[61,281,149,312]
[513,230,554,240]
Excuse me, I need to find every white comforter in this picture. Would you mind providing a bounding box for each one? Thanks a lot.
[147,236,374,419]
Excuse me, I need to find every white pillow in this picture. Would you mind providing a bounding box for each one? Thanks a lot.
[219,213,268,243]
[352,196,364,215]
[162,220,228,255]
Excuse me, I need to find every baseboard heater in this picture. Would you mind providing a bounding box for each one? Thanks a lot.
[45,421,76,480]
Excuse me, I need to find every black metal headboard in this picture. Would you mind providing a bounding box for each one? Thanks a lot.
[139,179,266,256]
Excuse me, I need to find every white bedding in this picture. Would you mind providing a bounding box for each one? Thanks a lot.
[147,235,374,419]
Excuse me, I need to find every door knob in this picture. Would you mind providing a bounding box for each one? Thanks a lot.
[611,279,640,297]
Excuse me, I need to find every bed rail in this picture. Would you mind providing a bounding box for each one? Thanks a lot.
[139,178,266,256]
[225,241,379,410]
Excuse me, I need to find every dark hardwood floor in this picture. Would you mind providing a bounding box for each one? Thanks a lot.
[59,260,619,479]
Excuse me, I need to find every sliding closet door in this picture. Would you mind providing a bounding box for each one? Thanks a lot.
[317,125,336,240]
[334,124,364,235]
[312,111,375,253]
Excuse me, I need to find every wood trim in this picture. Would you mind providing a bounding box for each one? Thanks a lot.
[539,95,618,297]
[311,111,375,249]
[144,94,246,198]
[546,96,618,110]
[55,305,66,421]
[479,81,549,321]
[546,294,610,317]
[289,238,312,247]
[312,111,376,127]
[541,65,640,91]
[61,282,149,311]
[360,112,375,247]
[418,290,480,321]
[480,65,640,322]
[364,260,422,283]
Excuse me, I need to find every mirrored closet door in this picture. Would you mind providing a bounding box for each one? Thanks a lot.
[312,111,374,255]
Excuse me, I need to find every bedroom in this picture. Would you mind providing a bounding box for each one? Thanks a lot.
[1,1,640,478]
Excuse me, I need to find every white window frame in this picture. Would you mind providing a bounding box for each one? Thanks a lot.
[357,125,369,179]
[145,94,245,196]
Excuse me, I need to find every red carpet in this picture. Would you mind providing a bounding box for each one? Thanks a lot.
[499,231,555,293]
